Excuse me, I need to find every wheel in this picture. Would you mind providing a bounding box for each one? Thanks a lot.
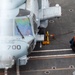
[71,45,75,52]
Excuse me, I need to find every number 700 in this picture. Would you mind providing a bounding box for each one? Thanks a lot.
[8,45,21,50]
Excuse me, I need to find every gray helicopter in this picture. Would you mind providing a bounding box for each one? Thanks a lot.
[0,0,61,75]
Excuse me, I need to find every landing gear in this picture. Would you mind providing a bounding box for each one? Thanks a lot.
[40,42,42,48]
[16,60,20,75]
[70,36,75,52]
[4,68,8,75]
[38,27,45,48]
[38,27,45,34]
[71,45,75,52]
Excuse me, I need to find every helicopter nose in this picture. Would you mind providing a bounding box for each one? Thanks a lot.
[0,55,14,68]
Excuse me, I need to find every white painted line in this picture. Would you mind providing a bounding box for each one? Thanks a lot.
[32,49,72,53]
[29,54,75,59]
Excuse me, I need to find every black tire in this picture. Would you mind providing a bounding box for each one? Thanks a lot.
[71,46,75,52]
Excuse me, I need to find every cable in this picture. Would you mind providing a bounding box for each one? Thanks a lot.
[55,30,74,36]
[51,30,74,46]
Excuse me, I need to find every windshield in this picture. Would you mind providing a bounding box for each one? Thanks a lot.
[15,17,33,36]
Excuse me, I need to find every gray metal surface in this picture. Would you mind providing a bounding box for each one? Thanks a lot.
[21,69,75,75]
[29,49,74,56]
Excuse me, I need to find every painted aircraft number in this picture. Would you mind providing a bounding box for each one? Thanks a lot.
[8,45,21,50]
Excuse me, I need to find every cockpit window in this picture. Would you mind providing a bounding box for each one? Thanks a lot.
[15,17,33,36]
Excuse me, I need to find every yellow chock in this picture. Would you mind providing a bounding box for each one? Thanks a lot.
[42,31,50,45]
[42,41,50,45]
